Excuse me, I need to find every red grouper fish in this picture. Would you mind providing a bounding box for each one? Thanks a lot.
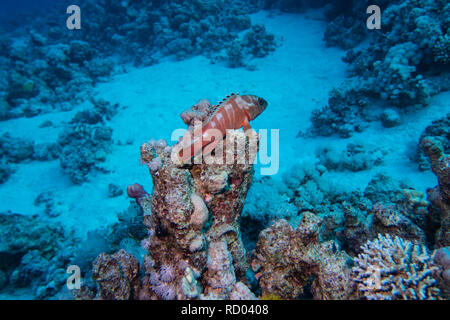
[177,93,268,164]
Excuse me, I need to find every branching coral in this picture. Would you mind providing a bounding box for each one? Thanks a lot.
[353,234,441,300]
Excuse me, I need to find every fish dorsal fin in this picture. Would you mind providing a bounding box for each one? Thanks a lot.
[216,93,237,107]
[208,93,238,122]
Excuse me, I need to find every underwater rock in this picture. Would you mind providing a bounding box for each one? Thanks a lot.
[0,132,35,163]
[229,281,257,300]
[34,191,68,218]
[309,83,371,138]
[418,114,449,171]
[91,249,140,300]
[353,234,441,300]
[381,108,401,128]
[421,137,449,248]
[433,247,450,299]
[252,217,356,300]
[0,269,6,290]
[33,142,60,161]
[201,241,237,299]
[225,24,277,69]
[108,183,124,198]
[316,143,385,172]
[127,183,150,207]
[0,132,39,184]
[324,14,367,50]
[343,201,426,255]
[241,175,297,251]
[58,122,113,184]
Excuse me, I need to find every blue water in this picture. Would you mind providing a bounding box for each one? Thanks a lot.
[0,0,59,17]
[0,0,448,300]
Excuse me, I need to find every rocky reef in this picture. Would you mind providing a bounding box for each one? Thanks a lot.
[309,0,450,138]
[0,213,78,299]
[77,98,259,300]
[57,98,120,184]
[251,217,356,300]
[421,137,449,248]
[75,95,448,300]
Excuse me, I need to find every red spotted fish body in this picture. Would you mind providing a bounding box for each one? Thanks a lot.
[178,94,268,164]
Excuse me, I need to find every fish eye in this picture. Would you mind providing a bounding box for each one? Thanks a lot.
[257,98,266,107]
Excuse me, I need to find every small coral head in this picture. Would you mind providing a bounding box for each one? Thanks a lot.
[240,94,268,120]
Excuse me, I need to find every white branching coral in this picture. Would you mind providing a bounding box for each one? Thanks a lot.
[353,234,441,300]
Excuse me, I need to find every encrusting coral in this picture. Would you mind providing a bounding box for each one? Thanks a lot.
[251,215,356,300]
[353,233,441,300]
[91,249,140,300]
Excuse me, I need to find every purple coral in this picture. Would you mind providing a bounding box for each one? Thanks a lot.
[153,283,176,300]
[159,264,177,283]
[149,270,161,286]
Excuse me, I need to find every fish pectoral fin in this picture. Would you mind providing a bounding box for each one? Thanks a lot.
[242,118,251,131]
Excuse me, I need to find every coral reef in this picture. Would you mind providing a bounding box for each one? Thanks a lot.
[57,98,120,184]
[0,34,115,117]
[316,143,385,172]
[0,1,279,118]
[225,24,277,69]
[251,217,355,299]
[421,137,449,247]
[0,132,58,184]
[81,97,259,300]
[0,213,77,298]
[310,0,450,137]
[433,247,450,299]
[0,0,447,302]
[353,234,440,300]
[308,83,374,138]
[245,160,431,256]
[91,250,140,300]
[418,113,449,171]
[34,191,69,218]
